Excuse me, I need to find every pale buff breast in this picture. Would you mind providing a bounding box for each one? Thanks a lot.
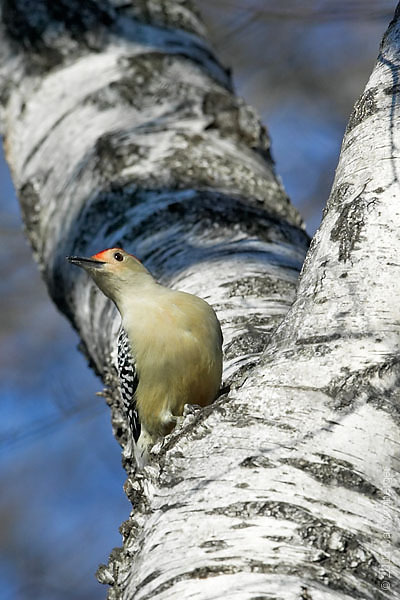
[128,291,222,437]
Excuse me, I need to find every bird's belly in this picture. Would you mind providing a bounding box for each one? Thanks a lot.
[135,340,221,437]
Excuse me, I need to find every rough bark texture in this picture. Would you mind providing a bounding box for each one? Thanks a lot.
[0,0,398,599]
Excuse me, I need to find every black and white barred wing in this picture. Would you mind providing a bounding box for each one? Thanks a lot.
[117,328,141,442]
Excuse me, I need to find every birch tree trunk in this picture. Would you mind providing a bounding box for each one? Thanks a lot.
[1,1,399,599]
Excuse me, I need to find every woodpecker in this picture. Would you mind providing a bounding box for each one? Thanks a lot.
[67,248,223,467]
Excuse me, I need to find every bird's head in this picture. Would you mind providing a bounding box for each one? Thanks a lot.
[67,248,153,305]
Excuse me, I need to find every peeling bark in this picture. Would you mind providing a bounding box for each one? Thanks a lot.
[0,0,399,599]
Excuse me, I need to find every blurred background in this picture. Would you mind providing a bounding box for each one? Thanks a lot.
[0,1,396,598]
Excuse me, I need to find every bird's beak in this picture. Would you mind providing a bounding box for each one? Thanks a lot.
[66,256,106,269]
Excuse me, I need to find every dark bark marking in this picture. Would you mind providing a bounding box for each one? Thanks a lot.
[200,539,229,551]
[296,333,341,346]
[23,104,78,169]
[1,1,228,84]
[159,501,188,513]
[209,500,311,520]
[262,535,288,542]
[384,83,400,95]
[330,199,364,262]
[298,523,391,597]
[203,90,272,161]
[135,565,242,600]
[326,181,352,211]
[85,52,203,112]
[2,0,115,71]
[223,361,260,391]
[65,185,307,276]
[157,474,185,489]
[296,332,379,351]
[346,88,378,134]
[330,192,377,263]
[64,98,303,228]
[18,180,42,255]
[223,275,295,300]
[224,328,271,360]
[300,587,313,600]
[208,499,394,596]
[164,134,284,209]
[3,0,115,44]
[325,357,400,422]
[134,569,163,591]
[282,456,382,500]
[93,132,150,180]
[240,455,275,469]
[231,522,255,529]
[116,0,204,38]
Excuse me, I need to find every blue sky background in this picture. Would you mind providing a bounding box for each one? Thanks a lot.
[0,2,395,598]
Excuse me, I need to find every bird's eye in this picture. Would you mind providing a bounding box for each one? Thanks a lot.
[114,252,124,262]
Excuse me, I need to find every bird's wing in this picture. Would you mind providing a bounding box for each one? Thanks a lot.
[117,328,141,442]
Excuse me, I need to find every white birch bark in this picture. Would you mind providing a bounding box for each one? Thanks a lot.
[0,1,398,599]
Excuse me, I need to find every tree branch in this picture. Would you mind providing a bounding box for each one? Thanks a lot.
[2,0,397,599]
